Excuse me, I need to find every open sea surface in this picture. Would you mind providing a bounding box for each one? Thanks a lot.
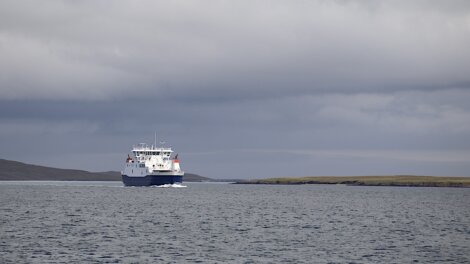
[1,181,469,263]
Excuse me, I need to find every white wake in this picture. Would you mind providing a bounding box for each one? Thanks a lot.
[155,183,187,188]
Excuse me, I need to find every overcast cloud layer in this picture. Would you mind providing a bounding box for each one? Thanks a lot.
[1,1,470,178]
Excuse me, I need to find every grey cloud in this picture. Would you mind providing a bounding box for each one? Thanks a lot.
[1,1,470,101]
[1,1,470,178]
[2,89,470,177]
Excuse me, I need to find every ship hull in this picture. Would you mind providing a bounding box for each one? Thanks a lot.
[121,174,183,186]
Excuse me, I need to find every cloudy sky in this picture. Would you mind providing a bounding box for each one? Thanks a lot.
[1,0,470,179]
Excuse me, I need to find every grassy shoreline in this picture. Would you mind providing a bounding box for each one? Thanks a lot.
[235,176,470,188]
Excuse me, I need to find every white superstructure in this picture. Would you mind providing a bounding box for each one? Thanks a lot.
[122,143,183,177]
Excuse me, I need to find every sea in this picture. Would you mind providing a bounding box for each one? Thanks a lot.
[0,181,469,263]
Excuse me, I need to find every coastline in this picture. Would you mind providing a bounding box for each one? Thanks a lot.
[235,175,470,188]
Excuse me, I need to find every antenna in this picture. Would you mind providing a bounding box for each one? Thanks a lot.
[154,131,157,149]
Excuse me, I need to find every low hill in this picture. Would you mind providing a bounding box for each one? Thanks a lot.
[0,159,212,182]
[236,175,470,188]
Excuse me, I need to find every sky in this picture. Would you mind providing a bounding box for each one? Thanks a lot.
[1,0,470,179]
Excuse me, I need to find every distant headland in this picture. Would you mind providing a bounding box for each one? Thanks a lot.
[0,159,212,182]
[236,175,470,188]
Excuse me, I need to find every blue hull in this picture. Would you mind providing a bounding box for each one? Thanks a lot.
[121,175,183,186]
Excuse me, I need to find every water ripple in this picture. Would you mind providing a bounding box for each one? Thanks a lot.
[0,183,469,263]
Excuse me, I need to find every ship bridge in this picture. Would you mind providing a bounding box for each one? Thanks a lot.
[131,143,175,163]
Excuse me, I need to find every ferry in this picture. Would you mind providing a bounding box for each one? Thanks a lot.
[121,143,184,186]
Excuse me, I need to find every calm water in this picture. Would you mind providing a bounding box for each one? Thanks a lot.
[1,181,469,263]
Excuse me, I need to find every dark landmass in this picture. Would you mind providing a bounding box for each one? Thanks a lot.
[236,175,470,188]
[0,159,212,182]
[215,179,242,182]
